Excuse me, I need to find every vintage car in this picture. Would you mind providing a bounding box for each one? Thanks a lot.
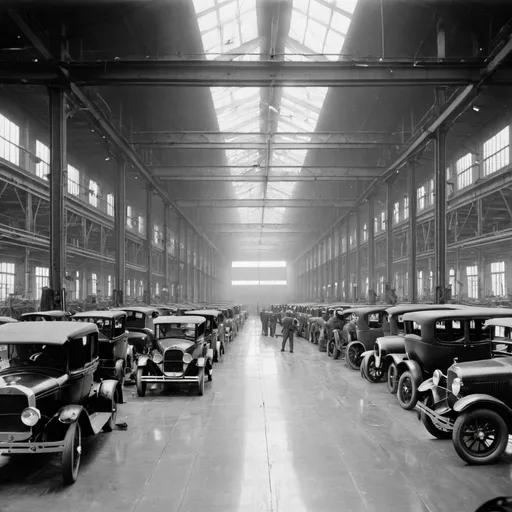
[72,311,128,401]
[0,316,18,326]
[0,322,119,484]
[115,306,159,381]
[416,317,512,465]
[150,304,173,316]
[135,316,213,397]
[20,310,71,322]
[331,306,391,369]
[185,309,222,361]
[360,304,468,386]
[396,308,512,411]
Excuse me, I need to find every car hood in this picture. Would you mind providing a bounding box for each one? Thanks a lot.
[128,331,149,340]
[453,358,512,381]
[158,338,195,352]
[0,370,67,397]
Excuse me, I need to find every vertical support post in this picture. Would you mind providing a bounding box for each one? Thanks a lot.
[344,222,350,301]
[408,160,417,302]
[114,160,126,305]
[386,181,394,294]
[477,198,484,298]
[48,86,67,309]
[146,186,152,302]
[355,210,361,302]
[176,217,181,301]
[368,197,375,304]
[163,204,169,299]
[183,224,189,301]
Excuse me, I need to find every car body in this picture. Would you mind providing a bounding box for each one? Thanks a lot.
[0,316,18,326]
[72,311,128,401]
[114,306,159,381]
[185,309,222,361]
[323,304,361,355]
[135,316,213,396]
[360,304,468,387]
[416,317,512,465]
[0,322,119,484]
[150,304,173,316]
[395,308,512,411]
[20,310,71,322]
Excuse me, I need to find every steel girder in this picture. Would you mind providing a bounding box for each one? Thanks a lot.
[176,199,353,208]
[204,223,320,233]
[134,142,397,150]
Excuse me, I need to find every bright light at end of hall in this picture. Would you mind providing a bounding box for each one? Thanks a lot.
[232,261,287,268]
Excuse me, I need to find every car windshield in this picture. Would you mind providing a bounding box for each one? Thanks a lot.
[0,343,67,371]
[73,317,112,338]
[125,311,146,329]
[156,323,197,341]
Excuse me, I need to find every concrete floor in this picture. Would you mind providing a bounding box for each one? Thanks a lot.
[1,318,511,512]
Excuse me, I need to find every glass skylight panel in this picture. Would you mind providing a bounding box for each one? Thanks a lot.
[331,11,351,33]
[193,0,216,14]
[304,19,327,53]
[198,11,218,32]
[264,207,286,223]
[311,0,333,24]
[289,10,308,43]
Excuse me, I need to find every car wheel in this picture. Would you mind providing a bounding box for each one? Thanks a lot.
[197,367,205,396]
[62,422,82,485]
[453,408,509,465]
[387,362,399,394]
[136,368,147,397]
[327,339,335,357]
[366,354,385,383]
[333,344,341,360]
[346,342,363,370]
[420,394,451,440]
[397,371,418,410]
[102,391,118,433]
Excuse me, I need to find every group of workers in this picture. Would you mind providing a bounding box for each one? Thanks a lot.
[259,308,297,353]
[259,308,278,337]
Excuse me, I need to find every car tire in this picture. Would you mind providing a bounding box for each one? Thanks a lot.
[102,391,118,433]
[365,354,385,383]
[327,339,335,357]
[397,371,418,410]
[420,394,451,440]
[198,367,205,396]
[346,342,363,370]
[453,408,509,465]
[387,362,399,394]
[62,422,82,485]
[333,344,341,360]
[136,368,147,397]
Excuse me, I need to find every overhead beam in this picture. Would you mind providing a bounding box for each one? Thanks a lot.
[204,224,320,233]
[154,174,378,181]
[214,36,262,61]
[133,142,397,150]
[3,59,511,87]
[176,199,353,208]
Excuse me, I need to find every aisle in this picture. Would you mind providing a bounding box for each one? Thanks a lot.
[0,318,511,512]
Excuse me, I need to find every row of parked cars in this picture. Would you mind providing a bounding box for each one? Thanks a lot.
[278,301,512,467]
[0,302,248,484]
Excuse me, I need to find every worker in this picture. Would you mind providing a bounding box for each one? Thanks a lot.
[280,310,296,353]
[218,314,226,355]
[260,308,269,336]
[269,312,277,337]
[325,309,344,351]
[319,308,335,352]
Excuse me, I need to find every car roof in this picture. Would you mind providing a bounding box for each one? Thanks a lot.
[114,306,158,314]
[343,305,391,315]
[185,310,221,316]
[73,310,127,319]
[154,316,206,325]
[484,318,512,329]
[0,322,98,344]
[21,310,70,318]
[386,304,469,315]
[0,316,18,323]
[403,308,512,323]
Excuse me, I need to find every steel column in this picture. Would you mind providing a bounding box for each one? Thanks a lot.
[344,222,350,301]
[355,210,361,302]
[48,86,66,308]
[115,159,126,305]
[386,181,394,292]
[368,199,375,304]
[408,161,418,302]
[146,186,152,302]
[184,225,189,301]
[163,204,169,294]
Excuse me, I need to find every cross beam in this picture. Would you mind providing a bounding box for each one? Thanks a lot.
[176,199,353,208]
[133,142,397,150]
[2,59,510,87]
[205,224,320,233]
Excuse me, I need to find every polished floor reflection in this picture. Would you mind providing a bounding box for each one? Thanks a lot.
[1,318,511,512]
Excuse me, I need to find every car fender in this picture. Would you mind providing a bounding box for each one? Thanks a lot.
[114,358,124,379]
[418,377,435,394]
[197,357,205,368]
[386,353,407,367]
[333,329,343,350]
[55,405,95,436]
[207,348,214,361]
[97,379,119,401]
[396,359,422,385]
[359,351,374,372]
[454,394,512,419]
[137,355,150,367]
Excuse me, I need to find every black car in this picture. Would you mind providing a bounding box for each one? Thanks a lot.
[0,322,119,484]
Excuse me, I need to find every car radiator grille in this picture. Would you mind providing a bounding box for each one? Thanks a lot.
[447,369,455,391]
[164,349,184,374]
[0,394,30,432]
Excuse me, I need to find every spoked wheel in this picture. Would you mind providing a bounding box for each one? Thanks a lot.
[387,362,399,394]
[346,342,364,370]
[197,367,205,396]
[366,354,385,383]
[136,367,147,397]
[102,390,118,432]
[453,409,509,465]
[327,339,335,357]
[397,371,418,410]
[420,394,452,440]
[62,422,82,485]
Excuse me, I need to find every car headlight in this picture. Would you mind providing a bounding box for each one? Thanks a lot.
[451,377,462,396]
[21,407,41,427]
[183,353,192,364]
[432,370,442,386]
[152,352,163,364]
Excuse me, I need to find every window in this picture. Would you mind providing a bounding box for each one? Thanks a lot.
[35,141,50,180]
[417,185,426,211]
[231,261,287,267]
[0,113,20,165]
[466,265,479,299]
[404,196,409,219]
[449,268,455,295]
[428,179,434,206]
[127,206,133,228]
[138,215,144,235]
[75,270,80,300]
[379,275,385,296]
[139,280,144,295]
[89,180,98,207]
[374,217,379,233]
[107,194,114,216]
[126,279,131,296]
[155,282,160,296]
[417,270,423,296]
[491,261,506,296]
[153,225,161,245]
[393,202,399,224]
[483,126,509,176]
[380,211,386,231]
[362,223,367,242]
[35,266,49,299]
[91,273,98,295]
[457,153,473,190]
[107,275,112,297]
[67,165,80,196]
[365,277,369,296]
[0,262,15,299]
[231,280,287,285]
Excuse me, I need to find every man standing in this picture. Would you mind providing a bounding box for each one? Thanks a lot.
[269,312,277,337]
[260,308,269,336]
[280,310,296,353]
